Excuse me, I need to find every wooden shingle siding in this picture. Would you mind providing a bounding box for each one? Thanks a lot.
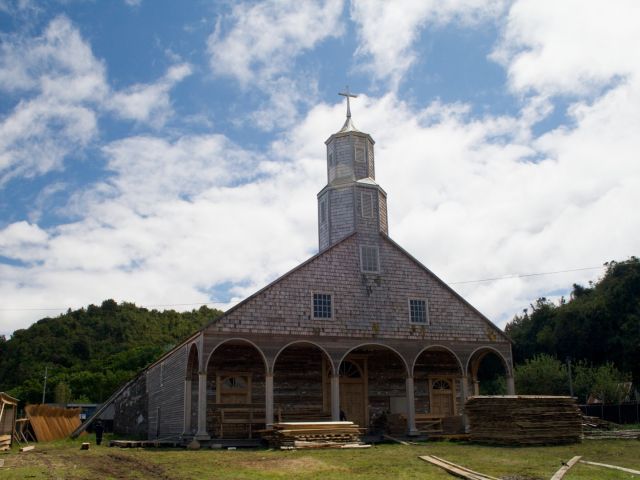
[207,233,508,345]
[147,345,187,439]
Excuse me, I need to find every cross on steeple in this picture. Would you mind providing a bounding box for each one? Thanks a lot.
[339,86,358,119]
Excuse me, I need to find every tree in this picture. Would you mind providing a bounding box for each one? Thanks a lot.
[0,300,223,404]
[514,354,569,395]
[506,257,640,386]
[574,362,631,404]
[54,381,72,404]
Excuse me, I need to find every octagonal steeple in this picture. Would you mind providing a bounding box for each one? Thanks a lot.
[317,90,388,251]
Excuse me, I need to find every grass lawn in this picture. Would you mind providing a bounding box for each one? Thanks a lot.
[1,436,639,479]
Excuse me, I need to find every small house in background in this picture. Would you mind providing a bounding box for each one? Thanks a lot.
[76,93,515,443]
[66,403,114,432]
[0,392,18,450]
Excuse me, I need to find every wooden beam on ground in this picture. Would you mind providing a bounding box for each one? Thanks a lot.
[580,460,640,475]
[19,445,35,452]
[419,455,495,480]
[550,456,581,480]
[429,455,499,480]
[382,434,410,445]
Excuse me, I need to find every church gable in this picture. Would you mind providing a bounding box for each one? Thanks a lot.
[205,232,507,344]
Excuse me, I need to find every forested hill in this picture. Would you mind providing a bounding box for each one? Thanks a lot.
[0,300,223,404]
[505,257,640,385]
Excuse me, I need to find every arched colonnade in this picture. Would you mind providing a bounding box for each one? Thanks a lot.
[183,335,514,440]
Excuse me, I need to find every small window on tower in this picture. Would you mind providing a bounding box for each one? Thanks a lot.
[409,299,428,324]
[360,245,380,273]
[328,151,334,166]
[361,191,373,218]
[320,199,327,223]
[355,144,365,162]
[313,293,332,319]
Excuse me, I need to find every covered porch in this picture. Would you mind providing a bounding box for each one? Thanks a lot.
[182,334,515,441]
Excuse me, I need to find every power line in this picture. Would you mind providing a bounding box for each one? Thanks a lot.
[0,265,606,312]
[0,301,227,312]
[449,266,604,285]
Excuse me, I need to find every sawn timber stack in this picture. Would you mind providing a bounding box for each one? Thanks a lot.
[262,421,365,449]
[465,395,582,445]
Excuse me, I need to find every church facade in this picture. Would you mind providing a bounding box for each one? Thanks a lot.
[110,95,514,441]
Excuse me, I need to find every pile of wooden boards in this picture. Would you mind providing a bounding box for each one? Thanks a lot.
[262,421,366,449]
[25,404,82,442]
[465,395,582,445]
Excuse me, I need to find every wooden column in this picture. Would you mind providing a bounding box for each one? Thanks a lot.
[461,375,469,401]
[405,376,419,436]
[506,375,516,395]
[330,374,340,421]
[195,372,210,440]
[460,375,470,431]
[265,373,274,427]
[473,377,480,396]
[183,379,192,436]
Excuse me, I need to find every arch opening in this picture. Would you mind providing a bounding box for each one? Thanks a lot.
[206,340,266,439]
[185,344,199,435]
[467,347,511,396]
[337,344,409,433]
[413,347,464,426]
[273,342,333,422]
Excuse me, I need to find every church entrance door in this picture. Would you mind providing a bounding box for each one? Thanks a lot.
[429,378,455,416]
[338,359,367,428]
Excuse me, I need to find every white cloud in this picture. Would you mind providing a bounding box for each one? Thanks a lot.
[351,0,508,88]
[207,0,343,130]
[1,0,639,338]
[3,75,638,335]
[108,63,192,126]
[492,0,640,96]
[208,0,344,84]
[0,16,191,184]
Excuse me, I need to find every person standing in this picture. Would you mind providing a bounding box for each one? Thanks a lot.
[94,420,104,446]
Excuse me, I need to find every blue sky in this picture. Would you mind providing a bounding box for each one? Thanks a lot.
[1,0,638,336]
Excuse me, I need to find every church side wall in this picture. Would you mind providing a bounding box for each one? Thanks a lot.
[147,345,187,439]
[113,373,148,439]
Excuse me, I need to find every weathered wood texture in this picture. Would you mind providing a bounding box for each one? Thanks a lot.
[263,421,364,449]
[147,344,187,439]
[207,233,509,346]
[113,372,147,438]
[466,396,583,445]
[550,456,581,480]
[0,392,18,449]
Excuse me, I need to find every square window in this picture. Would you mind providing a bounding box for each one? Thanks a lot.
[313,293,332,318]
[360,245,380,273]
[409,299,428,324]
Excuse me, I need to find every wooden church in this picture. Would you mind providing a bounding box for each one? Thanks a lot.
[102,92,514,441]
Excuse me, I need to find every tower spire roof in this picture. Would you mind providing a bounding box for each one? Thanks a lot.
[338,86,359,133]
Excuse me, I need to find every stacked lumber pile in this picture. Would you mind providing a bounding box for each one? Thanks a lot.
[465,396,582,445]
[0,434,11,451]
[262,421,365,449]
[25,405,82,442]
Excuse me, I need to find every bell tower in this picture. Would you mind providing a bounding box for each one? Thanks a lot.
[317,88,388,252]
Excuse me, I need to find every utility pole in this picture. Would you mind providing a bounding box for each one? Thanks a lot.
[42,365,48,404]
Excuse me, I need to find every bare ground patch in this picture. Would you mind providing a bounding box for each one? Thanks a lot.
[238,455,342,473]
